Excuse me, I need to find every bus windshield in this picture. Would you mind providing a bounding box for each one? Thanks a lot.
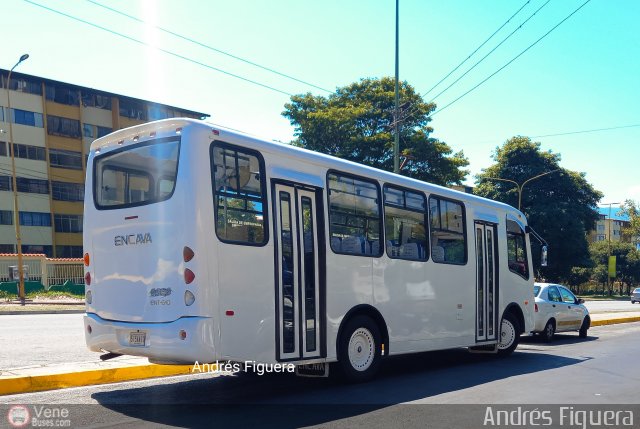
[94,137,180,209]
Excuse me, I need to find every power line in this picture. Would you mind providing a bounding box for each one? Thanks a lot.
[432,0,592,117]
[24,0,295,96]
[85,0,332,94]
[530,123,640,138]
[422,0,532,98]
[427,0,551,104]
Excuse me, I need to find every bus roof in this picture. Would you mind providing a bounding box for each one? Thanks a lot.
[90,118,526,222]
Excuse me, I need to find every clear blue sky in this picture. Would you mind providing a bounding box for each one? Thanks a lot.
[4,0,639,205]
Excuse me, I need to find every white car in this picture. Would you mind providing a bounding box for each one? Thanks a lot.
[631,287,640,304]
[532,282,590,341]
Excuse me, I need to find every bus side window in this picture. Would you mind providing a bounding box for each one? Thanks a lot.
[428,196,467,265]
[327,172,382,257]
[211,144,267,246]
[506,219,529,279]
[383,185,427,261]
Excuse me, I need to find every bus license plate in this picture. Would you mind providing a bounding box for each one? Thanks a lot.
[129,332,146,346]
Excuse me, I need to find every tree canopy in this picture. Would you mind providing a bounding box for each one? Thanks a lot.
[474,136,603,281]
[282,77,469,186]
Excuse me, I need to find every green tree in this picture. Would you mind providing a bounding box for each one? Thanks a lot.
[590,241,640,295]
[567,266,592,295]
[474,136,603,281]
[282,77,469,186]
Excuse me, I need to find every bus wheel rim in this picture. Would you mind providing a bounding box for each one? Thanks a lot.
[348,328,375,371]
[498,319,516,350]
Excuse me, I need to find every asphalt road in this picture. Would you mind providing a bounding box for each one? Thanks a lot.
[0,300,638,370]
[0,314,98,370]
[2,323,640,428]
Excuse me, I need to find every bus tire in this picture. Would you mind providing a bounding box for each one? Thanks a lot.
[337,315,382,383]
[497,311,520,356]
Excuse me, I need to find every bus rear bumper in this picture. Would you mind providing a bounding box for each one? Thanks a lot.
[84,313,216,364]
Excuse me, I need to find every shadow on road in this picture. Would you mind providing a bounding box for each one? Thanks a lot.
[92,347,587,428]
[521,333,599,346]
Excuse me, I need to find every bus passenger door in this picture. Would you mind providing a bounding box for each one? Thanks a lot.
[273,182,324,361]
[475,222,499,343]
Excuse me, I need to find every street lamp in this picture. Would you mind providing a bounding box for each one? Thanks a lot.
[393,0,400,173]
[601,202,620,295]
[481,169,561,212]
[6,53,29,303]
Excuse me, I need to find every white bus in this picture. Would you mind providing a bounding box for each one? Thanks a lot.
[83,118,538,382]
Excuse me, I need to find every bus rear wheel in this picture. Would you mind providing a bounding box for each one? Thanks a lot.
[497,312,520,356]
[337,315,382,383]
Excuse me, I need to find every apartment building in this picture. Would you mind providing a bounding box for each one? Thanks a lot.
[588,206,639,249]
[0,69,208,257]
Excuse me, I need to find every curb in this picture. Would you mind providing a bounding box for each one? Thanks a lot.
[0,363,205,396]
[591,316,640,326]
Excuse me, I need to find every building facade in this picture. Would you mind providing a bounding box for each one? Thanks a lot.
[588,206,640,250]
[0,69,208,257]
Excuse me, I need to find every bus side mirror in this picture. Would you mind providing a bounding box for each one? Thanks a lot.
[541,245,548,267]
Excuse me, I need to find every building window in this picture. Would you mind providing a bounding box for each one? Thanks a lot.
[81,91,111,110]
[97,126,112,138]
[20,212,51,227]
[9,108,44,128]
[211,144,266,245]
[0,210,13,225]
[119,99,147,120]
[54,214,83,233]
[47,115,81,138]
[429,196,467,264]
[327,172,382,256]
[16,177,49,194]
[55,245,83,258]
[0,141,6,157]
[51,181,84,202]
[45,83,79,106]
[83,124,95,138]
[0,244,15,253]
[2,74,41,95]
[383,185,427,261]
[507,220,529,279]
[0,106,3,122]
[50,149,82,170]
[12,143,46,161]
[22,244,53,257]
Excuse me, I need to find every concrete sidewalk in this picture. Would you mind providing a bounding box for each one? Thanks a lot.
[1,313,639,397]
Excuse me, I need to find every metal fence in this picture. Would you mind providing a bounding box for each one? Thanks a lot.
[0,254,83,289]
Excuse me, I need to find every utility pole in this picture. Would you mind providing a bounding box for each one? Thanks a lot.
[6,54,30,304]
[602,202,620,296]
[393,0,400,174]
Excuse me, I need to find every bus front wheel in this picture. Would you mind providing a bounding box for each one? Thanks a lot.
[497,312,520,356]
[337,315,383,383]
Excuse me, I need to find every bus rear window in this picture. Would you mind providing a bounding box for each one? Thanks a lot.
[94,137,180,209]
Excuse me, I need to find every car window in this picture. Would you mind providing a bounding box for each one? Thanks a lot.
[547,286,562,303]
[559,287,576,303]
[533,285,541,297]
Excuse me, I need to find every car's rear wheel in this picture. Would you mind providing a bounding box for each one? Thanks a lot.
[579,316,590,338]
[541,320,555,342]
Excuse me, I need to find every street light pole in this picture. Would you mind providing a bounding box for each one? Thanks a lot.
[602,202,620,295]
[482,169,561,212]
[6,53,29,303]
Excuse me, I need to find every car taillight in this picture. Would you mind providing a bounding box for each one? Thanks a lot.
[535,303,538,312]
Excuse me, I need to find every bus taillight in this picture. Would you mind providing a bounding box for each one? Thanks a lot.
[184,269,195,284]
[83,253,90,267]
[85,272,92,286]
[183,246,194,263]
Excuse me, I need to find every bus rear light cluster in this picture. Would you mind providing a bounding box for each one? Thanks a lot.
[184,269,195,284]
[183,246,194,263]
[86,290,92,305]
[85,272,92,286]
[184,290,195,306]
[84,253,90,267]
